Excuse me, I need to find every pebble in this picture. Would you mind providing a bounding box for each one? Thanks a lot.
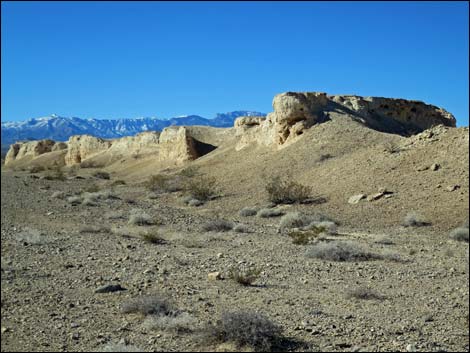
[208,272,223,281]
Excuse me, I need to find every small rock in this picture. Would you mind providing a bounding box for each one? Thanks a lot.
[95,284,126,293]
[348,194,366,204]
[70,323,80,328]
[46,212,54,216]
[1,327,10,334]
[416,166,429,172]
[208,272,223,281]
[446,185,460,192]
[216,253,224,259]
[406,343,417,352]
[367,192,385,201]
[71,333,80,340]
[430,163,440,171]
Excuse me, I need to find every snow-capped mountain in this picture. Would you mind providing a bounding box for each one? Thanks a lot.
[1,111,265,146]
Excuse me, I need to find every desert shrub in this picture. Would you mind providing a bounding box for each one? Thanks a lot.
[142,232,167,245]
[203,311,282,352]
[122,295,175,317]
[44,165,66,181]
[143,312,196,333]
[402,212,430,227]
[15,228,47,245]
[233,224,251,233]
[185,175,218,201]
[93,170,110,179]
[289,226,325,245]
[345,286,384,300]
[128,209,154,226]
[239,207,258,217]
[203,219,233,232]
[98,343,144,352]
[229,267,262,286]
[450,227,469,243]
[180,166,198,178]
[81,190,117,206]
[28,165,45,173]
[257,208,284,218]
[265,175,311,204]
[305,221,337,235]
[305,241,383,262]
[188,199,204,207]
[67,196,82,205]
[278,212,312,231]
[146,174,174,193]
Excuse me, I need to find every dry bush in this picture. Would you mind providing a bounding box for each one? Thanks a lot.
[28,165,45,173]
[128,209,154,226]
[44,164,66,181]
[233,224,251,233]
[67,196,82,205]
[15,228,47,245]
[374,236,395,245]
[111,226,144,238]
[93,170,111,180]
[142,232,167,245]
[450,227,469,243]
[202,311,283,352]
[265,175,311,204]
[143,312,196,333]
[180,166,198,178]
[202,219,233,232]
[279,212,312,231]
[345,286,385,300]
[188,199,204,207]
[122,295,175,317]
[146,174,178,193]
[305,241,384,262]
[185,175,218,201]
[229,267,262,286]
[239,207,258,217]
[402,212,430,227]
[257,208,284,218]
[305,221,337,235]
[288,226,325,245]
[105,211,125,220]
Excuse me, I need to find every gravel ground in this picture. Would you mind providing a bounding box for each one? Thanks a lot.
[1,169,469,352]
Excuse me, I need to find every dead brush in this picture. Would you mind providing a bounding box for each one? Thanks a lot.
[228,266,262,286]
[288,226,325,245]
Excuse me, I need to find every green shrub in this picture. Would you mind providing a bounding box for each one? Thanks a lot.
[288,227,325,245]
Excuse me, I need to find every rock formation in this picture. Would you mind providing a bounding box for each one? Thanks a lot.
[64,135,112,165]
[5,139,57,165]
[235,92,456,149]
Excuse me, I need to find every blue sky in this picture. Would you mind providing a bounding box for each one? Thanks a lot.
[1,1,469,126]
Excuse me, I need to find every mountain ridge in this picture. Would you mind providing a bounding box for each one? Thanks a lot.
[1,111,265,146]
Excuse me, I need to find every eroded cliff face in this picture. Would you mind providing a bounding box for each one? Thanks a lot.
[64,135,112,165]
[5,127,201,167]
[5,140,58,165]
[235,92,457,149]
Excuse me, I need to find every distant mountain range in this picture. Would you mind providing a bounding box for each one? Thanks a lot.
[1,111,265,147]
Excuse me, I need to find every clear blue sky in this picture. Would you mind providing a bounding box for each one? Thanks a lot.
[1,1,468,126]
